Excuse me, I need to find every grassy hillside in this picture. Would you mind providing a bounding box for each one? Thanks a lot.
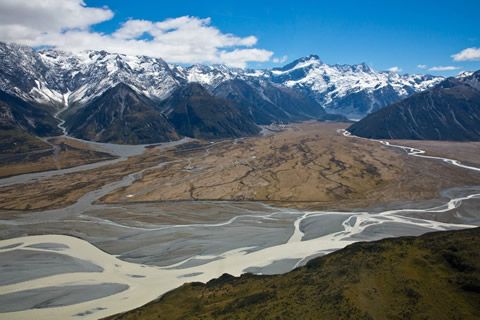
[109,228,480,320]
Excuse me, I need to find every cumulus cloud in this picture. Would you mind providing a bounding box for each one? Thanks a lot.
[0,0,273,67]
[0,0,113,43]
[272,55,288,64]
[452,47,480,61]
[387,66,401,73]
[219,49,272,68]
[428,66,461,71]
[417,64,427,69]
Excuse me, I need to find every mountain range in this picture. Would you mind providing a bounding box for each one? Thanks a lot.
[0,42,445,144]
[349,70,480,141]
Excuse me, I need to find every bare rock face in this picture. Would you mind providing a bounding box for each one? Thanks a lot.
[0,41,446,144]
[66,83,179,144]
[349,71,480,141]
[161,83,261,139]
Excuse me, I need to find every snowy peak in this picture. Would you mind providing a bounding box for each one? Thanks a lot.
[183,64,236,88]
[0,42,444,119]
[349,70,480,141]
[37,49,180,105]
[0,44,181,106]
[266,55,444,117]
[272,54,322,73]
[457,70,480,91]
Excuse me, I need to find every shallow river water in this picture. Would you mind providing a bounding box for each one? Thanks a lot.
[0,130,479,320]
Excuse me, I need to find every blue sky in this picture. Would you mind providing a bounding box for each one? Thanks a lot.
[86,0,480,75]
[1,0,479,75]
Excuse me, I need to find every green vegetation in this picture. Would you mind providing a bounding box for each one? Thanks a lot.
[109,228,480,320]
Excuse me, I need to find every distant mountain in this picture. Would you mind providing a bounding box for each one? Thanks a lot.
[212,78,342,124]
[269,55,443,118]
[161,83,260,139]
[107,228,480,320]
[0,42,442,120]
[65,82,260,143]
[0,42,182,107]
[65,83,178,144]
[348,71,480,141]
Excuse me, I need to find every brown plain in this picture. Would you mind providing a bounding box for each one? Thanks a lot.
[1,122,479,211]
[100,122,480,209]
[0,137,115,178]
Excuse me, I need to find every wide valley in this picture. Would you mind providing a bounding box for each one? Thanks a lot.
[0,122,479,319]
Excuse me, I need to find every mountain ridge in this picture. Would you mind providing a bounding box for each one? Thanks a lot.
[0,42,443,119]
[107,227,480,320]
[348,70,480,141]
[65,83,179,144]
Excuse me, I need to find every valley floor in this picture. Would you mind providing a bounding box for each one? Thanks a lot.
[99,122,480,210]
[1,122,479,211]
[0,121,479,319]
[0,136,116,178]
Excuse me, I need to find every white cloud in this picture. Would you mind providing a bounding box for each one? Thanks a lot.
[272,55,288,64]
[0,0,113,43]
[452,47,480,61]
[387,66,401,73]
[428,66,461,71]
[0,1,273,68]
[219,49,272,68]
[113,20,154,40]
[417,64,462,72]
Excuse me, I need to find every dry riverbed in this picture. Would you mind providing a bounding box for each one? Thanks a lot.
[100,122,480,209]
[0,122,479,211]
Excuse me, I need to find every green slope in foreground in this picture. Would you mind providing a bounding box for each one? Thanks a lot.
[108,228,480,320]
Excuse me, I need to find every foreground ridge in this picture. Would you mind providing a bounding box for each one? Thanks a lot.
[107,227,480,320]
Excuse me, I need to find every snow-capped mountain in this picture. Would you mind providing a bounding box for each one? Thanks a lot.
[0,42,182,107]
[349,70,480,141]
[0,42,443,120]
[40,50,182,105]
[268,55,443,118]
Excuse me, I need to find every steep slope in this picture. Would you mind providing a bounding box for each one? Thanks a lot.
[66,83,178,144]
[0,42,183,107]
[348,71,480,141]
[108,227,480,320]
[270,55,443,118]
[213,79,332,124]
[0,89,60,137]
[0,42,443,121]
[0,89,60,152]
[0,42,66,106]
[162,83,260,139]
[39,49,183,107]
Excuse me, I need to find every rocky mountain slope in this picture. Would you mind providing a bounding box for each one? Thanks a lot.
[65,83,179,144]
[161,83,261,139]
[349,70,480,141]
[0,89,60,151]
[108,228,480,320]
[0,89,60,136]
[0,41,447,144]
[212,78,335,124]
[0,42,442,120]
[65,82,262,143]
[269,55,442,118]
